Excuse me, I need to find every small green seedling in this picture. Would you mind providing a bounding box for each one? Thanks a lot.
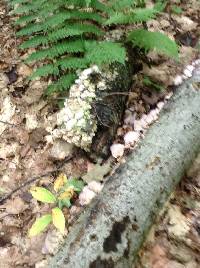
[29,174,84,237]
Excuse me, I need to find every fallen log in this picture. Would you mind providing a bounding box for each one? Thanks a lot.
[50,68,200,268]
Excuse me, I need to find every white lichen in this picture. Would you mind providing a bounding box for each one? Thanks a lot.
[50,66,100,150]
[49,65,118,151]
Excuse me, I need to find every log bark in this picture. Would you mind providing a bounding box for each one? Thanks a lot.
[50,69,200,268]
[90,62,133,158]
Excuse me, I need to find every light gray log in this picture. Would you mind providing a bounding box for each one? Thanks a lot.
[50,68,200,268]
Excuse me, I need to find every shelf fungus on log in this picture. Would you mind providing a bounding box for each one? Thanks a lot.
[50,62,133,157]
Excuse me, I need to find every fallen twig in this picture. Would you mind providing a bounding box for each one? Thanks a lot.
[0,155,74,205]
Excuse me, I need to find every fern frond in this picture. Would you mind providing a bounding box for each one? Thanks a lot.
[45,73,77,95]
[26,40,86,62]
[9,0,29,6]
[13,0,47,14]
[30,64,59,80]
[91,0,112,13]
[131,8,159,22]
[58,57,89,70]
[69,10,104,23]
[17,23,45,36]
[20,36,48,49]
[14,14,38,25]
[9,0,178,97]
[105,7,159,25]
[128,29,179,58]
[85,41,126,65]
[48,23,103,43]
[108,0,137,11]
[16,13,71,36]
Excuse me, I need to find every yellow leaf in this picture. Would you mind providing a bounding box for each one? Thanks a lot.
[30,187,56,203]
[29,214,52,237]
[58,187,74,200]
[54,173,67,192]
[52,207,65,233]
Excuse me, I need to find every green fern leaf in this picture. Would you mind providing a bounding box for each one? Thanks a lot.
[26,40,86,62]
[16,13,71,36]
[13,0,47,14]
[58,57,89,70]
[48,23,102,43]
[85,41,126,65]
[30,64,59,80]
[46,73,77,95]
[108,0,137,11]
[91,0,111,13]
[17,23,45,36]
[70,10,104,23]
[128,29,179,59]
[20,36,48,49]
[9,0,29,4]
[26,49,50,62]
[131,8,159,22]
[14,14,38,25]
[105,7,159,25]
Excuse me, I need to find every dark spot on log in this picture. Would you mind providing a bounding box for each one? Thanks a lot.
[103,216,130,253]
[89,257,115,268]
[63,257,70,265]
[90,234,98,241]
[123,238,131,258]
[132,223,139,231]
[86,200,108,227]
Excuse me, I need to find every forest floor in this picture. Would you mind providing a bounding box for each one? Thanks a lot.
[135,153,200,268]
[0,0,199,267]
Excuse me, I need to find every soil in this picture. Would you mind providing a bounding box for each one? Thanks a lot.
[0,0,199,267]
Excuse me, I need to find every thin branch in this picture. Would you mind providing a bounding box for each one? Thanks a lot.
[0,155,73,205]
[0,120,18,127]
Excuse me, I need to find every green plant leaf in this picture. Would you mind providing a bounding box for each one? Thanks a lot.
[85,41,126,65]
[59,198,71,209]
[128,29,179,59]
[104,7,159,25]
[29,214,52,237]
[65,179,84,192]
[52,207,65,233]
[30,187,56,203]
